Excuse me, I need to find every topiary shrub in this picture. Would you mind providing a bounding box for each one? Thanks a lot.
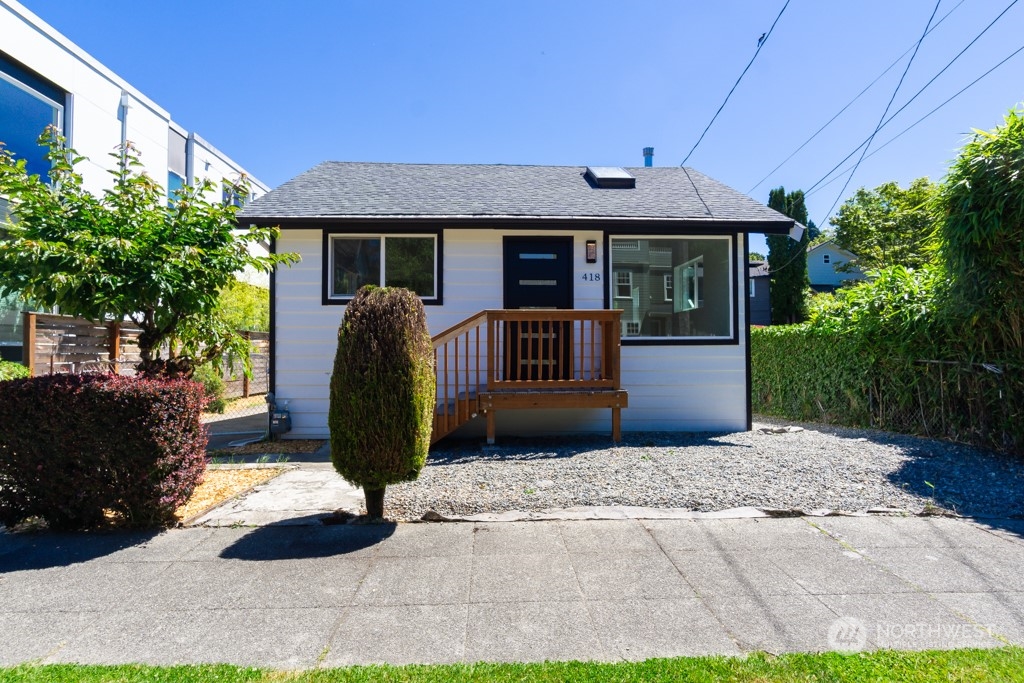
[193,363,227,413]
[0,374,207,529]
[0,360,29,381]
[329,286,435,518]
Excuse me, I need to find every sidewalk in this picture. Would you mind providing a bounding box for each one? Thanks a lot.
[3,502,1024,667]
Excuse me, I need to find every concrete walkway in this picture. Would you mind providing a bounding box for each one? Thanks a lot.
[3,504,1024,667]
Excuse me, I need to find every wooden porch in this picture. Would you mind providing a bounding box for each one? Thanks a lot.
[431,309,627,444]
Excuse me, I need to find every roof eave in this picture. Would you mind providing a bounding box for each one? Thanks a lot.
[237,213,794,234]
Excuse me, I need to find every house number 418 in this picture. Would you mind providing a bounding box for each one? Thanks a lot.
[580,273,601,282]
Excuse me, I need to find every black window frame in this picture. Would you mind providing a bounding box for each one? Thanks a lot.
[321,227,444,306]
[604,232,740,346]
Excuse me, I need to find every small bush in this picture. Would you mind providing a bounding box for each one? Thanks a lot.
[0,360,29,381]
[0,374,207,529]
[329,286,435,516]
[193,363,226,413]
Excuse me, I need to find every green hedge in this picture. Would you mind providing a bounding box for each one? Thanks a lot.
[751,325,1023,453]
[751,325,872,425]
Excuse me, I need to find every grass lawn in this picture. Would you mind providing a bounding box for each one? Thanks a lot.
[2,648,1023,682]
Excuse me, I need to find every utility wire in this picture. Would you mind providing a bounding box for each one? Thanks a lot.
[746,0,965,195]
[680,0,790,167]
[770,39,1024,279]
[806,40,1024,198]
[805,0,1019,197]
[816,0,942,228]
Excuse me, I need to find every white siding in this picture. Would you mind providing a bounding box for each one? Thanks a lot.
[274,229,750,438]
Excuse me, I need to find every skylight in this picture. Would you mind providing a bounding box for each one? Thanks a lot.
[584,166,635,189]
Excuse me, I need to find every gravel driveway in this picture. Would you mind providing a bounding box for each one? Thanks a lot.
[385,418,1024,521]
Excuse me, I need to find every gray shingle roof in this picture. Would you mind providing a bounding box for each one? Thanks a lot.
[238,162,791,227]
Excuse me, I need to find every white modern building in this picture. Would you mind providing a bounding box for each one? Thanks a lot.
[0,0,268,361]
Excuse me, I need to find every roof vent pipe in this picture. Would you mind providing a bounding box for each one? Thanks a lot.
[643,147,654,167]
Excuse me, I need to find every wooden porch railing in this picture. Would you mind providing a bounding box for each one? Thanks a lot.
[431,309,625,444]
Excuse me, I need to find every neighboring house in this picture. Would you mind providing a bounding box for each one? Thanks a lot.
[748,260,771,326]
[807,240,865,293]
[238,162,794,441]
[0,0,267,361]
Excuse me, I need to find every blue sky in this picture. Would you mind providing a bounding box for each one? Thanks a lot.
[23,0,1024,255]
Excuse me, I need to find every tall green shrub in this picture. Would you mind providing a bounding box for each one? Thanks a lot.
[328,286,435,518]
[937,105,1024,357]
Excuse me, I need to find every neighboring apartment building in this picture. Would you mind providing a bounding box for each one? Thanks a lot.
[0,0,267,361]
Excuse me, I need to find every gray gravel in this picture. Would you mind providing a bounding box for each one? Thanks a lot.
[385,418,1024,521]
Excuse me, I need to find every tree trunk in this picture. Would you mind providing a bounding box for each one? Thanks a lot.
[364,487,386,519]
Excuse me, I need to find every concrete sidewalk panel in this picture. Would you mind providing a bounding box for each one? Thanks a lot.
[704,594,842,653]
[470,522,567,556]
[0,611,99,665]
[586,598,740,660]
[714,518,837,550]
[768,548,916,595]
[50,607,336,668]
[353,556,471,606]
[375,523,475,557]
[470,553,581,603]
[666,549,809,597]
[864,547,1017,593]
[0,562,171,612]
[932,592,1024,645]
[569,552,696,600]
[231,557,370,608]
[820,593,1002,650]
[641,519,728,550]
[557,519,661,554]
[814,517,1012,550]
[325,603,467,665]
[465,601,607,663]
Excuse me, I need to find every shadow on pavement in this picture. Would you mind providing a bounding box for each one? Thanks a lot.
[219,516,396,560]
[0,530,160,571]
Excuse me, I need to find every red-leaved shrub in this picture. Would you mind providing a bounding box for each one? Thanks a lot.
[0,374,207,529]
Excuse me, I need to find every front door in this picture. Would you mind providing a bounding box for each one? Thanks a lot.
[502,237,573,381]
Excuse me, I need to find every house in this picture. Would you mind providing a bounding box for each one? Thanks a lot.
[0,0,267,362]
[748,260,771,326]
[237,162,794,442]
[807,240,865,293]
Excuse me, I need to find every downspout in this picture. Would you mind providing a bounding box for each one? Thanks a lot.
[118,90,131,169]
[186,132,196,185]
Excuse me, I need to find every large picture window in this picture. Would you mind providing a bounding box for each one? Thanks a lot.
[0,56,65,179]
[609,236,733,340]
[327,234,438,301]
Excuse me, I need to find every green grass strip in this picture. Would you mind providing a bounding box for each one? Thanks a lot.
[2,648,1023,683]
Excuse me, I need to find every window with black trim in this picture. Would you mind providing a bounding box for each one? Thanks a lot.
[328,234,438,300]
[610,236,733,340]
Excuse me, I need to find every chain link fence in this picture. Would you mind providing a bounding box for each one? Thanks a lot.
[868,359,1022,453]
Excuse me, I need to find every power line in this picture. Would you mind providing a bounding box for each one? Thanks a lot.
[680,0,790,167]
[816,0,942,228]
[805,0,1020,198]
[746,0,965,195]
[807,40,1024,199]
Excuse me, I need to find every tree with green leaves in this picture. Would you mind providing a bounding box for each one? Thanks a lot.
[749,251,766,261]
[766,186,811,324]
[0,127,298,377]
[218,280,270,332]
[830,177,938,272]
[937,106,1024,357]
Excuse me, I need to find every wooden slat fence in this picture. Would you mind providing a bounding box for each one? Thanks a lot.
[21,312,268,397]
